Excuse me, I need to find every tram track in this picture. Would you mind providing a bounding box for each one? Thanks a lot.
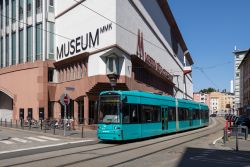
[56,118,225,167]
[0,117,225,167]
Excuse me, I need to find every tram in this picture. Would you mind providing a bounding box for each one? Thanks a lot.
[97,91,209,141]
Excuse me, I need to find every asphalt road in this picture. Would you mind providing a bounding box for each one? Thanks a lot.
[1,117,245,167]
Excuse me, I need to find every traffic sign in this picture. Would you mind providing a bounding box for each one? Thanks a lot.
[60,93,70,105]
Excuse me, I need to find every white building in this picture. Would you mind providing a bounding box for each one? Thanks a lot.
[233,49,248,110]
[0,0,194,123]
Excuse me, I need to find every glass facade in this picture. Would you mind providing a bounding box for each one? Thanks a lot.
[48,22,54,59]
[49,0,54,12]
[6,0,9,26]
[27,0,32,17]
[19,30,24,63]
[12,0,16,22]
[36,0,42,14]
[27,26,33,62]
[36,23,42,60]
[19,0,23,20]
[0,38,2,68]
[12,32,16,65]
[6,35,9,66]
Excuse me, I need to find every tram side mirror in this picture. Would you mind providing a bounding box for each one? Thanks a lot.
[121,96,127,102]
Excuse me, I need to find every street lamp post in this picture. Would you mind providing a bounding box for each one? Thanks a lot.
[107,74,118,90]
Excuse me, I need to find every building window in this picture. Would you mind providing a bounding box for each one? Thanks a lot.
[49,0,54,12]
[48,68,54,82]
[12,33,16,65]
[27,26,33,62]
[19,0,23,20]
[36,23,42,60]
[19,29,24,63]
[106,56,119,75]
[36,0,42,13]
[6,0,9,26]
[48,22,54,59]
[27,0,32,17]
[6,35,9,66]
[236,73,240,77]
[12,0,16,22]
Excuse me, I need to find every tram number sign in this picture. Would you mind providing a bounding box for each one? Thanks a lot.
[60,93,70,106]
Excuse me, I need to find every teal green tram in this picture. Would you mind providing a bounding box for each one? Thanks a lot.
[97,91,209,141]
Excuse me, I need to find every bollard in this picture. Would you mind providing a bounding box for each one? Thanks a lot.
[81,124,84,138]
[245,127,248,140]
[53,123,56,135]
[223,128,226,144]
[16,120,18,128]
[11,119,12,128]
[29,120,31,130]
[5,119,7,127]
[236,127,239,151]
[40,120,43,130]
[44,121,46,133]
[21,119,24,129]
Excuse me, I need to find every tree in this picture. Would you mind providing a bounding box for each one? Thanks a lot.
[199,87,216,93]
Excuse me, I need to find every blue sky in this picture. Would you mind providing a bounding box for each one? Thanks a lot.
[168,0,250,92]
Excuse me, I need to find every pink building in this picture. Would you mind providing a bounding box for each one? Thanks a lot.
[193,93,211,110]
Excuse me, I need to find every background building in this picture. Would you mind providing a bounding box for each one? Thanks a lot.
[209,92,234,115]
[238,49,250,116]
[233,49,248,112]
[0,0,194,125]
[193,92,211,110]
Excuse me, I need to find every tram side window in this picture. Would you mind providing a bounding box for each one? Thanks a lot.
[178,108,189,121]
[168,107,176,121]
[122,104,139,124]
[201,110,205,119]
[205,110,209,119]
[141,105,160,123]
[192,109,200,119]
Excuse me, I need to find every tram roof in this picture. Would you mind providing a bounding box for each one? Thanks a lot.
[100,91,208,107]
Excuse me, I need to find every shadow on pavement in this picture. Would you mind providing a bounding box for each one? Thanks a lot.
[177,147,250,167]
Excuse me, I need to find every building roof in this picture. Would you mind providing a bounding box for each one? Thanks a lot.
[233,49,249,55]
[238,49,250,70]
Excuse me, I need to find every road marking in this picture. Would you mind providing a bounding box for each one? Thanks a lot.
[0,140,15,145]
[37,136,60,141]
[0,139,95,154]
[26,137,47,142]
[11,138,30,143]
[212,137,222,145]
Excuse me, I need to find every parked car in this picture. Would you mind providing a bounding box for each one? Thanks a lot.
[210,113,217,117]
[235,115,250,128]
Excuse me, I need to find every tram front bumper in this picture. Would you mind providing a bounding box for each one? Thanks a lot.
[97,129,123,141]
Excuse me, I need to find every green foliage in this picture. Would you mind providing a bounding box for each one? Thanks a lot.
[199,87,216,93]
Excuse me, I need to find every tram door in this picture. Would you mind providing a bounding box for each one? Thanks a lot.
[161,106,168,130]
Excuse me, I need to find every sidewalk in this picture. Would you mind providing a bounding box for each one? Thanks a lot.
[224,135,250,151]
[214,130,250,152]
[0,124,97,140]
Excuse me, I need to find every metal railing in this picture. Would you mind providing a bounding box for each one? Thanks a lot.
[223,125,248,151]
[0,118,97,139]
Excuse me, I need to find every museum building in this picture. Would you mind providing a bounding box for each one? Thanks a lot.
[0,0,194,125]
